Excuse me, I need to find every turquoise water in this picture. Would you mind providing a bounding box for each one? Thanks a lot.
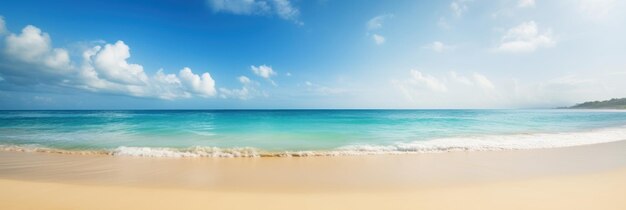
[1,110,626,157]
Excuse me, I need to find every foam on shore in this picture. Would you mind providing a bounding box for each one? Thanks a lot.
[2,125,626,158]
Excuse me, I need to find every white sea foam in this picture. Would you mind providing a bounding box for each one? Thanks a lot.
[3,126,626,158]
[111,146,261,158]
[333,125,626,155]
[111,126,626,157]
[0,144,110,155]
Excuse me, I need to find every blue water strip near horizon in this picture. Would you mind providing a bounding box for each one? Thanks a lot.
[1,109,626,154]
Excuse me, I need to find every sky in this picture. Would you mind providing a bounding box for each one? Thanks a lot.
[0,0,625,109]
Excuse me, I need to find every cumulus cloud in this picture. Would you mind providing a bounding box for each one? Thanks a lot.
[495,21,555,53]
[424,41,454,52]
[250,64,278,86]
[80,46,217,99]
[5,25,72,71]
[372,34,385,45]
[518,0,535,8]
[5,26,50,62]
[207,0,301,24]
[92,41,148,85]
[0,20,218,100]
[251,64,276,79]
[179,67,217,97]
[151,69,191,99]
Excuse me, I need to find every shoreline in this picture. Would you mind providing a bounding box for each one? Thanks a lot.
[3,124,626,158]
[1,141,626,209]
[1,140,626,192]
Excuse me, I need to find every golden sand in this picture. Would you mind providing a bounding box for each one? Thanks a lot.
[1,169,625,210]
[1,141,626,209]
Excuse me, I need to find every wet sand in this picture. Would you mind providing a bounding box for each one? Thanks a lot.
[1,140,626,209]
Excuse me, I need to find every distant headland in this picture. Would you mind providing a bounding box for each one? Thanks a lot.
[564,98,626,109]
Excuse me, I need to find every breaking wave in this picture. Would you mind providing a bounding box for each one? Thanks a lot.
[2,125,626,158]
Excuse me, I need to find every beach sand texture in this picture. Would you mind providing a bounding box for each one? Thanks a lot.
[1,140,626,210]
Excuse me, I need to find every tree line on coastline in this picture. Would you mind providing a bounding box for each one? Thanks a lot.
[562,98,626,109]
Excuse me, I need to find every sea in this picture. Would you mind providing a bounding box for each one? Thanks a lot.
[1,109,626,157]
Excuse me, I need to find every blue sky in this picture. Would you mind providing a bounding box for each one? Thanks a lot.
[0,0,625,109]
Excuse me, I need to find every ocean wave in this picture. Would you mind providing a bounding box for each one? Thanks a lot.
[2,126,626,158]
[334,126,626,154]
[111,146,261,158]
[0,144,111,155]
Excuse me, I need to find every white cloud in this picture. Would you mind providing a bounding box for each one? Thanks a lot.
[80,47,217,99]
[447,71,495,89]
[393,70,500,105]
[518,0,535,8]
[472,73,495,89]
[437,1,470,30]
[1,19,218,100]
[5,25,72,73]
[372,34,385,45]
[424,41,454,52]
[5,25,50,62]
[250,64,276,78]
[389,69,626,108]
[448,71,472,85]
[272,0,301,24]
[207,0,270,15]
[407,70,448,92]
[366,14,393,30]
[366,14,392,45]
[495,21,555,53]
[393,70,446,103]
[92,41,148,85]
[206,0,301,24]
[151,69,191,100]
[450,0,470,17]
[238,75,251,84]
[219,76,265,100]
[504,73,626,108]
[251,64,277,86]
[578,0,616,20]
[179,67,217,97]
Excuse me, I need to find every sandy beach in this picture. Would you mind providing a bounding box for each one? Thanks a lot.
[2,140,626,210]
[2,0,626,208]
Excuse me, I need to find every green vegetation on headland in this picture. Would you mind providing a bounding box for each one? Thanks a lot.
[565,98,626,109]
